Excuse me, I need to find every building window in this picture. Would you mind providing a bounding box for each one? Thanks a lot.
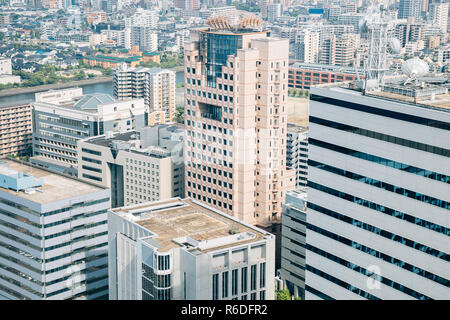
[212,274,219,300]
[232,269,238,296]
[222,271,229,298]
[251,265,257,291]
[241,267,248,293]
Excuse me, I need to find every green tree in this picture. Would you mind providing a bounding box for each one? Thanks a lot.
[174,105,184,123]
[276,289,292,300]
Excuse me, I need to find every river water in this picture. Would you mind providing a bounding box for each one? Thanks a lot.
[0,71,185,106]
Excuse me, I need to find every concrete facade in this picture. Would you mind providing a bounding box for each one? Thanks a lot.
[184,26,295,228]
[108,198,276,300]
[0,158,110,300]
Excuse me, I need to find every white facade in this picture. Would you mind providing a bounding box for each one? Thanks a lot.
[286,124,308,188]
[108,198,276,300]
[306,85,450,300]
[429,1,449,34]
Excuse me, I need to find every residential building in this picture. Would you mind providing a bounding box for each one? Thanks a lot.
[0,58,21,85]
[0,158,110,300]
[319,34,358,67]
[31,87,146,176]
[108,197,275,300]
[280,188,307,299]
[306,80,450,299]
[286,123,308,188]
[267,3,282,23]
[429,1,449,33]
[0,103,32,157]
[113,64,176,125]
[130,26,158,53]
[77,124,185,208]
[184,17,296,227]
[293,30,319,64]
[399,0,423,19]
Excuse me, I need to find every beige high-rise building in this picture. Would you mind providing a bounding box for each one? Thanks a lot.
[184,17,295,228]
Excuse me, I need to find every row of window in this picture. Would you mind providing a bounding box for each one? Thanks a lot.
[306,222,449,288]
[310,116,450,158]
[309,159,449,210]
[213,263,266,300]
[307,243,432,300]
[310,94,450,131]
[308,180,449,236]
[308,201,448,262]
[309,138,449,184]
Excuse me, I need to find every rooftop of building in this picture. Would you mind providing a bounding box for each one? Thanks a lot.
[313,74,450,113]
[82,124,184,159]
[112,198,271,254]
[33,88,119,112]
[287,122,308,133]
[289,62,364,74]
[0,158,104,204]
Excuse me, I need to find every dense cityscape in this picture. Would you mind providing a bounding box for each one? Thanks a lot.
[0,0,448,304]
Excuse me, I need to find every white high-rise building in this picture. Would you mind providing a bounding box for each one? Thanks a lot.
[305,82,450,300]
[0,159,110,300]
[294,30,320,64]
[286,123,308,188]
[267,3,282,23]
[108,198,276,300]
[113,64,176,125]
[429,1,449,33]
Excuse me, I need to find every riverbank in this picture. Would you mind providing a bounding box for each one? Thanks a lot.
[0,76,113,98]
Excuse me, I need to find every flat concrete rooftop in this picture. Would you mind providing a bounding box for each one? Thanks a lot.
[0,158,105,204]
[113,198,269,253]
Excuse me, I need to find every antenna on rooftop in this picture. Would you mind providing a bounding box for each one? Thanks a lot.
[359,5,394,93]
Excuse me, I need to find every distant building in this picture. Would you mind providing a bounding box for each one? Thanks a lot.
[288,62,362,90]
[0,103,32,157]
[108,198,276,300]
[82,46,160,69]
[0,158,110,300]
[113,64,175,125]
[429,1,449,33]
[398,0,423,20]
[0,58,21,85]
[294,30,319,64]
[77,124,185,208]
[31,87,146,176]
[280,188,307,299]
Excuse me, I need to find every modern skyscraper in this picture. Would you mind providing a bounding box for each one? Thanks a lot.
[113,64,176,125]
[108,198,276,300]
[305,81,450,300]
[398,0,423,20]
[184,16,295,227]
[0,158,110,300]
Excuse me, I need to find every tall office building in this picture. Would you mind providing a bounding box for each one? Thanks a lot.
[280,188,307,299]
[113,64,176,125]
[77,124,185,208]
[0,158,110,300]
[286,123,308,188]
[108,198,275,300]
[184,17,296,227]
[31,88,146,176]
[305,81,450,299]
[398,0,423,19]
